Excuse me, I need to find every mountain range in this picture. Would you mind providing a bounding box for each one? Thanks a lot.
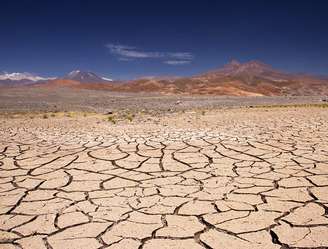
[0,70,112,86]
[108,60,328,96]
[0,72,54,86]
[1,61,327,96]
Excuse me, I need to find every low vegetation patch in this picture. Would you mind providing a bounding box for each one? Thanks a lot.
[107,115,116,124]
[125,113,135,122]
[252,103,328,109]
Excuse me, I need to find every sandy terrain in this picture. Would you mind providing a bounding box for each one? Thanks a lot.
[0,107,328,248]
[0,86,326,113]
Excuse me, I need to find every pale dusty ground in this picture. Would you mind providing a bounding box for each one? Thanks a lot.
[0,86,326,113]
[0,108,328,249]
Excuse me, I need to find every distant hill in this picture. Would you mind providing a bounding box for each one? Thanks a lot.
[0,72,53,86]
[107,60,328,96]
[62,70,113,83]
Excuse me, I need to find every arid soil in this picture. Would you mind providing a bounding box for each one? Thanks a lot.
[0,108,328,249]
[0,86,326,113]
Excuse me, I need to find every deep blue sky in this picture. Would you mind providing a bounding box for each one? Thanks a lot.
[1,0,328,79]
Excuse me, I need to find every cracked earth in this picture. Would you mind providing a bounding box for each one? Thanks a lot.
[1,108,328,249]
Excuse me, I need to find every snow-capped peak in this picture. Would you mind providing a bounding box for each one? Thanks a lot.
[0,72,51,81]
[68,70,81,76]
[64,70,113,83]
[101,76,113,82]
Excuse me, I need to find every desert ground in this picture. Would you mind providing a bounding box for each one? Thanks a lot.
[0,86,327,113]
[0,92,328,249]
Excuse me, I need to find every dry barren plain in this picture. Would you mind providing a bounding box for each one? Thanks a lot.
[1,107,328,249]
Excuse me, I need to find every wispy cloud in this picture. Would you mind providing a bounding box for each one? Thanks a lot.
[106,43,193,65]
[164,60,192,65]
[106,44,164,59]
[118,57,134,62]
[168,52,194,60]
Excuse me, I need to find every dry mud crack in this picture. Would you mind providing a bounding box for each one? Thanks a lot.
[0,108,328,249]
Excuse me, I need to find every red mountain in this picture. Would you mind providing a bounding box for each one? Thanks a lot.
[107,60,328,96]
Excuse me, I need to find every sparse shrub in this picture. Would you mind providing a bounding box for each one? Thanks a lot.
[107,115,116,124]
[42,114,48,119]
[201,110,206,115]
[50,113,56,117]
[126,113,135,122]
[254,103,328,109]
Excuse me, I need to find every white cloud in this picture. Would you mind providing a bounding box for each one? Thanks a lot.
[106,43,194,65]
[168,52,194,60]
[118,57,134,62]
[164,60,192,65]
[106,44,164,59]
